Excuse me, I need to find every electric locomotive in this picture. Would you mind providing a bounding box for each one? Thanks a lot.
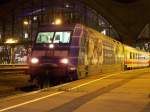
[29,24,81,87]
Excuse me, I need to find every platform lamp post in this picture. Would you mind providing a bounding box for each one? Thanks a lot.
[23,19,30,41]
[23,20,29,26]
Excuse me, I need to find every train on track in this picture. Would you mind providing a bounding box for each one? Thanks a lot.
[28,24,150,88]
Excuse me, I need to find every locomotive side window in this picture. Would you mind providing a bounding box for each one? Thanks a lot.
[53,32,71,43]
[130,52,132,59]
[36,32,54,43]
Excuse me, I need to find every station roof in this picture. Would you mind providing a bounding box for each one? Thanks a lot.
[0,0,150,44]
[83,0,150,44]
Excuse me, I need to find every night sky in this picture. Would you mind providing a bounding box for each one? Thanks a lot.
[0,0,11,5]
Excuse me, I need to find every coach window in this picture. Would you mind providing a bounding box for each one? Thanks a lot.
[139,54,141,59]
[138,54,140,59]
[135,53,136,59]
[133,53,135,59]
[136,53,138,59]
[135,53,137,59]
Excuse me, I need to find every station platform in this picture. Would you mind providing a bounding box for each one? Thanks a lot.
[0,65,30,98]
[0,68,150,112]
[0,64,28,70]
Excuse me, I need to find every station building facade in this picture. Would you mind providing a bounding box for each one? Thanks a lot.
[0,0,119,64]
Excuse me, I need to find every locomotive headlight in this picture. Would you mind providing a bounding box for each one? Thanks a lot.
[49,44,54,49]
[31,58,39,64]
[60,58,69,64]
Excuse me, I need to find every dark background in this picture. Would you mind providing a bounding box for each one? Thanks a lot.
[0,0,11,5]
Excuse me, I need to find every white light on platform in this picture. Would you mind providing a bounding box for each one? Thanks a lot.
[24,32,29,39]
[33,16,37,21]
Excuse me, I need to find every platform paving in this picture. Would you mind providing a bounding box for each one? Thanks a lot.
[0,68,150,112]
[0,72,30,98]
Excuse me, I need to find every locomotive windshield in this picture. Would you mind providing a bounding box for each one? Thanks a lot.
[36,31,71,44]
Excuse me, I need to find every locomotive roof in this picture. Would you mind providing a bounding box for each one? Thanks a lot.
[37,24,149,54]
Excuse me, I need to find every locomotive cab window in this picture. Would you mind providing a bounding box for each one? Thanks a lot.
[36,31,71,44]
[53,32,71,43]
[36,32,54,43]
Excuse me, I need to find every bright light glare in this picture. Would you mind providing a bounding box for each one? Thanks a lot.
[24,32,29,39]
[60,58,69,64]
[101,29,106,35]
[5,38,18,44]
[55,18,62,25]
[31,58,39,64]
[33,16,37,21]
[65,4,70,8]
[49,44,54,49]
[23,20,29,25]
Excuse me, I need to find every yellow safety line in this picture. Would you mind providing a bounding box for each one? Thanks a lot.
[0,72,120,112]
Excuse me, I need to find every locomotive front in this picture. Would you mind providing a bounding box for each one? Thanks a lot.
[29,26,78,87]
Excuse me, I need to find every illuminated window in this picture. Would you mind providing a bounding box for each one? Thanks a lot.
[130,52,132,59]
[53,32,71,43]
[36,32,54,43]
[36,31,71,44]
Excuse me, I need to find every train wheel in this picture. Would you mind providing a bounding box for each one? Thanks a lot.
[68,74,74,81]
[43,73,51,88]
[69,71,78,81]
[35,76,44,89]
[65,72,76,82]
[35,74,49,89]
[124,65,128,70]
